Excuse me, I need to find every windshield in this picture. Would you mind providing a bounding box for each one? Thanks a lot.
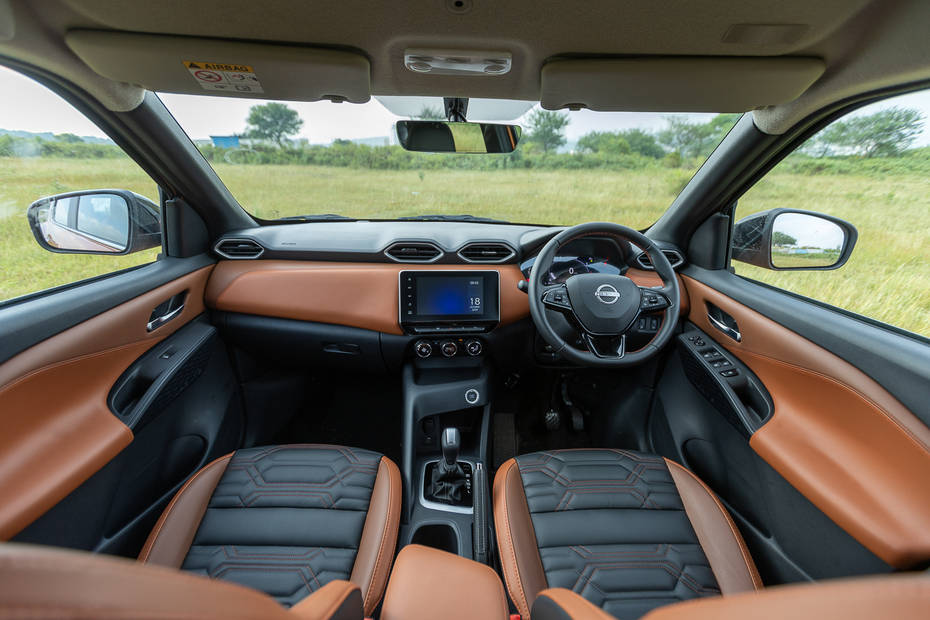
[160,94,738,226]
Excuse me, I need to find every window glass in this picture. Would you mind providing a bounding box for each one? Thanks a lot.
[0,65,161,303]
[732,90,930,336]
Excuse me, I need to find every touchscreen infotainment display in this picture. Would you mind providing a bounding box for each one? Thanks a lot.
[400,270,500,328]
[416,276,484,316]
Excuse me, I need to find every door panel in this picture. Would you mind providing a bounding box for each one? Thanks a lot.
[681,274,930,568]
[0,266,212,540]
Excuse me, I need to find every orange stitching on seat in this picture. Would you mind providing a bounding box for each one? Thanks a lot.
[497,460,531,618]
[138,453,232,563]
[363,457,397,614]
[666,459,762,590]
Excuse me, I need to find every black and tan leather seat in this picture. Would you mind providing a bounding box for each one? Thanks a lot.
[139,444,401,616]
[494,449,762,619]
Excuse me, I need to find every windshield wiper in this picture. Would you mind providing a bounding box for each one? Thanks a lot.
[278,214,357,222]
[398,214,510,223]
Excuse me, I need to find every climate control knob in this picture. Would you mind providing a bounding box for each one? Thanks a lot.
[465,339,483,356]
[440,341,458,358]
[415,340,433,359]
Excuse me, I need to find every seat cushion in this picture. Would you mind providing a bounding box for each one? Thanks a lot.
[139,444,400,615]
[493,449,761,619]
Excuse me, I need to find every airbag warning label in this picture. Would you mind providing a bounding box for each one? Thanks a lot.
[184,61,264,94]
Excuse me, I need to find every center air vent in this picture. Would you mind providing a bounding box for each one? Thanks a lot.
[635,249,685,270]
[214,238,265,259]
[384,242,442,263]
[457,242,515,263]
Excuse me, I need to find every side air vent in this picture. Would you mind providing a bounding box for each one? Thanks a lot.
[635,249,685,270]
[214,238,265,259]
[457,242,516,263]
[384,242,443,262]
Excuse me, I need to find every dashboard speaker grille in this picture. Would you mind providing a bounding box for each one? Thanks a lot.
[214,238,265,259]
[457,242,515,263]
[385,242,442,262]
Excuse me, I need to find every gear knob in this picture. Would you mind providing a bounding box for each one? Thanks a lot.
[441,427,461,467]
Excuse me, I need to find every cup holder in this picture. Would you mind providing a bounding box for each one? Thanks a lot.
[410,523,458,554]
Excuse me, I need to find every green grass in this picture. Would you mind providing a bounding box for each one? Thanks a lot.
[2,157,928,337]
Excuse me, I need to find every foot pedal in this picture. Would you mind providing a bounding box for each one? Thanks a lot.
[544,409,561,431]
[570,405,585,432]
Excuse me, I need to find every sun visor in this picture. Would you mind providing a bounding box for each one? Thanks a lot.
[540,57,824,112]
[65,30,370,103]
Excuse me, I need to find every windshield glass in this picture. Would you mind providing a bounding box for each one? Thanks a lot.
[160,94,738,226]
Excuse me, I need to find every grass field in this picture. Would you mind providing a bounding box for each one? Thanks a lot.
[2,157,928,336]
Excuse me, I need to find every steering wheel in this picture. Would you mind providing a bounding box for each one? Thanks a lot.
[528,222,681,367]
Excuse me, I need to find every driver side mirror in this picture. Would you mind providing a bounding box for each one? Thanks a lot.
[26,189,161,255]
[732,208,857,271]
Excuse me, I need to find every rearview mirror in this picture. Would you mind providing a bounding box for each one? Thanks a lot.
[27,190,162,255]
[732,208,857,271]
[395,120,521,153]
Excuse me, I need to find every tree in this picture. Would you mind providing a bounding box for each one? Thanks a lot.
[245,102,304,147]
[657,114,739,159]
[525,109,569,153]
[415,105,445,120]
[772,231,797,246]
[577,131,631,155]
[54,133,84,143]
[619,129,664,158]
[810,107,923,158]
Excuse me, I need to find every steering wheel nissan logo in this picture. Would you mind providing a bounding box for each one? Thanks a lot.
[594,284,621,305]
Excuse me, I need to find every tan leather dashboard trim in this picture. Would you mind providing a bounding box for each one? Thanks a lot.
[205,260,529,335]
[683,275,930,568]
[0,266,212,540]
[626,268,690,316]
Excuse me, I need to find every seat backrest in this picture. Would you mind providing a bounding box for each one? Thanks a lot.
[0,543,363,620]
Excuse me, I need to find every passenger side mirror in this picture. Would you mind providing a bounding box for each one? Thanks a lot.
[732,208,857,271]
[26,190,161,255]
[395,120,522,153]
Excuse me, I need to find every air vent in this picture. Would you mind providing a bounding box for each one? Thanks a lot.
[384,242,443,263]
[214,238,265,259]
[635,249,685,270]
[457,242,516,263]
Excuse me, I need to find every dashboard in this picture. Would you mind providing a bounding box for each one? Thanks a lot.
[519,236,630,285]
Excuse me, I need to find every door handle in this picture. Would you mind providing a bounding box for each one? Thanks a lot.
[147,304,184,332]
[147,292,187,332]
[707,312,741,342]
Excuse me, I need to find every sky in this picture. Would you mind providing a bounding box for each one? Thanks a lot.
[3,64,930,146]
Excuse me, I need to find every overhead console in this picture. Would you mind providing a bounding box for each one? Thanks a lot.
[399,270,500,335]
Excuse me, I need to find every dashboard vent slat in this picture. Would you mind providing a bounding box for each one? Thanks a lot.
[214,238,265,259]
[457,242,516,263]
[635,249,685,270]
[385,242,442,262]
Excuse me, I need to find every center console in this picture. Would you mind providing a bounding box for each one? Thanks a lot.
[398,271,497,563]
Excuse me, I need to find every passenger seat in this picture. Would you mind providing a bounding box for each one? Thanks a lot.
[139,444,401,616]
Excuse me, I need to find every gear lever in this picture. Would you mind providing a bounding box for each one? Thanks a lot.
[441,427,461,471]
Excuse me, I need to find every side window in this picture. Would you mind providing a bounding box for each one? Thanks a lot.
[0,65,161,304]
[731,89,930,337]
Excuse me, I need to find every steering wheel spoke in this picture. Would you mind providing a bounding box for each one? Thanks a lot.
[638,286,671,312]
[581,333,626,359]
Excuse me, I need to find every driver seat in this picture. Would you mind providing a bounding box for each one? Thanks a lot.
[494,449,761,619]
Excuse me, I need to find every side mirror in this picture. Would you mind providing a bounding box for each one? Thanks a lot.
[27,190,161,255]
[732,208,857,271]
[395,120,522,153]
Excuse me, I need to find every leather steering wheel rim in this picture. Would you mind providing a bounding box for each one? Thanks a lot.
[528,222,681,368]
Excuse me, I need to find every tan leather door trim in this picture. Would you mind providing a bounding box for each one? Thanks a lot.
[0,266,212,540]
[205,260,529,335]
[683,275,930,567]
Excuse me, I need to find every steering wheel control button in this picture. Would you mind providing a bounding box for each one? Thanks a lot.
[542,287,572,309]
[440,341,459,358]
[415,340,433,358]
[464,388,480,405]
[465,339,483,356]
[640,290,669,311]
